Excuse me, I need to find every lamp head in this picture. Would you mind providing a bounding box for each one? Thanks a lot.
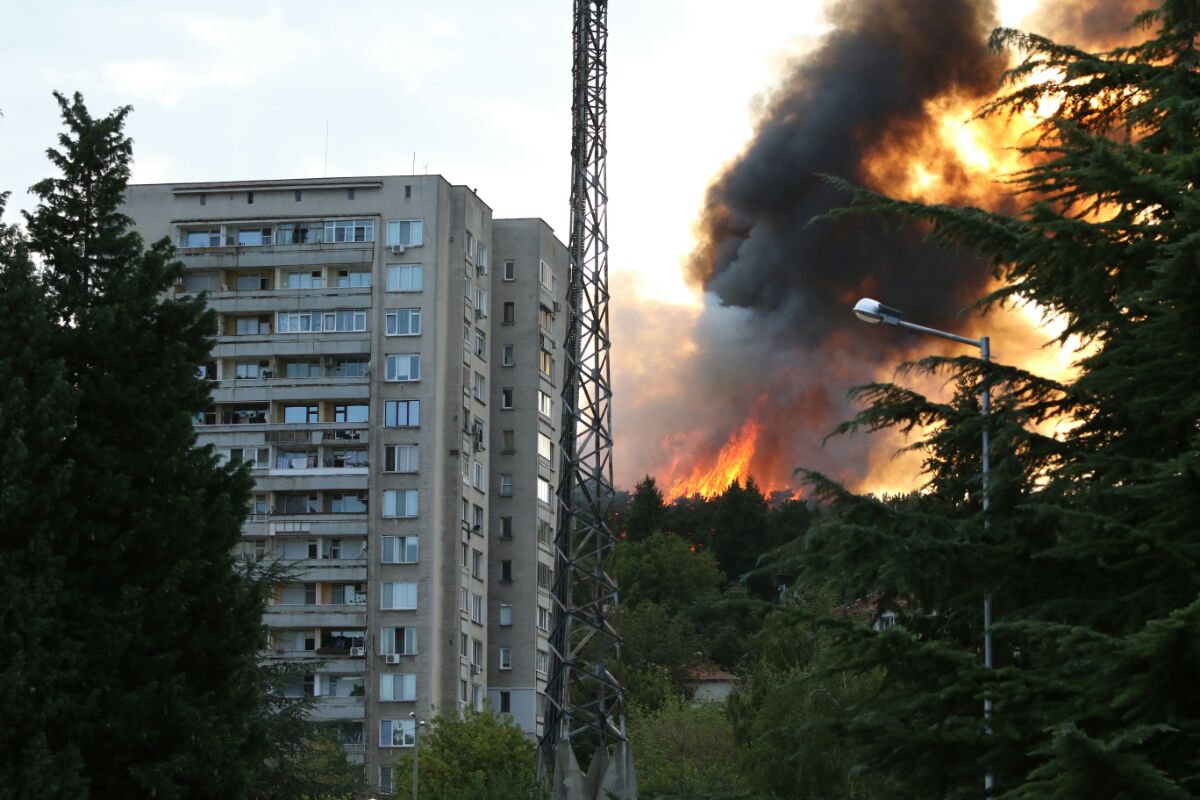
[853,297,902,325]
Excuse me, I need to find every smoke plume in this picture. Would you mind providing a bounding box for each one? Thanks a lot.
[614,0,1157,498]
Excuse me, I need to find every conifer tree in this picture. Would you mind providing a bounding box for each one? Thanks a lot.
[1,92,271,798]
[763,2,1200,796]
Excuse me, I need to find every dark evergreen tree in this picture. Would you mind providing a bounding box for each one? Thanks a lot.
[0,194,87,798]
[3,92,271,799]
[763,3,1200,796]
[622,475,668,542]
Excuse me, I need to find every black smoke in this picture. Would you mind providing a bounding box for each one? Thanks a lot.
[690,0,1003,344]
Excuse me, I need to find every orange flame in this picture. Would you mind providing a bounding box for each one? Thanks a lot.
[667,419,761,499]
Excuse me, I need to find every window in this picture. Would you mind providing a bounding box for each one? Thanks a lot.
[501,516,513,540]
[503,259,515,281]
[237,227,273,246]
[538,520,554,545]
[538,606,551,631]
[502,344,514,366]
[537,477,553,505]
[235,273,267,291]
[499,474,513,497]
[500,387,514,409]
[276,310,365,333]
[537,563,552,590]
[184,272,219,293]
[473,373,486,401]
[500,691,511,713]
[331,357,368,377]
[384,444,419,473]
[387,219,423,247]
[460,587,469,613]
[294,190,302,202]
[379,767,394,794]
[382,489,419,518]
[246,192,255,205]
[460,631,469,656]
[473,462,486,492]
[381,627,418,655]
[184,229,221,248]
[324,219,374,243]
[538,432,554,462]
[460,680,468,704]
[472,639,484,667]
[381,582,417,610]
[386,308,421,336]
[235,316,270,335]
[478,244,489,273]
[476,287,488,317]
[536,650,549,674]
[382,535,418,564]
[336,269,371,288]
[539,305,554,332]
[334,404,368,423]
[347,188,354,200]
[380,673,416,702]
[286,270,323,289]
[499,647,512,670]
[539,259,553,288]
[284,360,319,378]
[329,449,366,468]
[379,718,415,748]
[386,264,422,292]
[283,405,319,424]
[464,229,475,257]
[233,361,266,379]
[199,193,207,206]
[228,447,270,468]
[499,604,513,626]
[475,330,486,358]
[499,560,513,583]
[385,400,420,428]
[385,354,421,382]
[473,505,485,534]
[540,350,554,376]
[502,302,515,324]
[221,405,269,425]
[501,430,515,453]
[472,549,484,579]
[471,594,484,624]
[330,492,367,513]
[538,391,553,418]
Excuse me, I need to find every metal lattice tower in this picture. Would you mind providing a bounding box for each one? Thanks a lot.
[539,1,635,797]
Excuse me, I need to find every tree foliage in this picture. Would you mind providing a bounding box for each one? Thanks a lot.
[769,3,1200,796]
[398,709,543,800]
[0,92,277,799]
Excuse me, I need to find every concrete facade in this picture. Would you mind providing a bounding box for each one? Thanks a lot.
[122,177,567,793]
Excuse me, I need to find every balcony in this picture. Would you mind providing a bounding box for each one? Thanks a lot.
[212,376,368,404]
[308,696,366,721]
[201,286,372,316]
[176,241,375,270]
[195,420,369,441]
[264,602,368,628]
[242,514,369,538]
[212,332,370,360]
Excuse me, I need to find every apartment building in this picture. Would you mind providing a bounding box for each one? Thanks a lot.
[486,220,568,738]
[122,176,567,793]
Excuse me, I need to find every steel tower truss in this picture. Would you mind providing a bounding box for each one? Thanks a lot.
[539,1,635,797]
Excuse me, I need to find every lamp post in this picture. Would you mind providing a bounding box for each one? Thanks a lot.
[852,297,994,792]
[409,712,426,800]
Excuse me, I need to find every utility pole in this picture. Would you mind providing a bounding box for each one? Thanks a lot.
[538,1,636,798]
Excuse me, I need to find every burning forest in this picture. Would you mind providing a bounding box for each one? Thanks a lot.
[613,0,1153,500]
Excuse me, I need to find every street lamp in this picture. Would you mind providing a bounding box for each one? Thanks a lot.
[409,712,426,800]
[852,297,994,791]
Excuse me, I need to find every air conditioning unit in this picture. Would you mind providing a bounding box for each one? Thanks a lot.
[475,263,486,276]
[349,646,365,657]
[260,370,273,379]
[475,308,485,320]
[470,664,482,675]
[172,275,186,286]
[390,244,407,255]
[553,301,562,313]
[385,654,402,664]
